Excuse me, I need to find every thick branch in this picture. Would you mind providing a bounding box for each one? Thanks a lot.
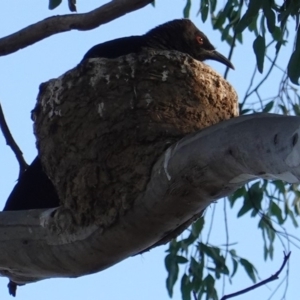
[0,114,300,285]
[0,0,152,56]
[1,52,299,288]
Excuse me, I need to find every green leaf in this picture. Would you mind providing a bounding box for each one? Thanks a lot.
[181,233,197,248]
[263,244,268,261]
[176,255,189,264]
[272,26,282,41]
[183,0,192,18]
[213,12,226,29]
[204,275,218,300]
[288,49,300,85]
[192,217,205,237]
[229,186,246,207]
[165,254,179,297]
[231,257,238,277]
[278,104,288,115]
[265,221,275,243]
[168,239,181,254]
[262,101,274,112]
[221,24,231,42]
[209,0,217,13]
[214,0,234,29]
[293,104,300,116]
[272,180,286,194]
[151,0,155,7]
[49,0,62,10]
[236,32,243,44]
[248,13,259,35]
[259,218,270,260]
[200,243,221,261]
[199,0,209,22]
[228,9,241,26]
[199,244,228,278]
[181,218,204,247]
[269,243,274,259]
[285,203,299,227]
[240,258,257,283]
[288,28,300,84]
[239,182,263,217]
[181,274,192,300]
[237,194,253,217]
[253,35,266,73]
[190,259,204,294]
[263,1,276,33]
[189,257,204,293]
[235,0,262,33]
[270,202,284,224]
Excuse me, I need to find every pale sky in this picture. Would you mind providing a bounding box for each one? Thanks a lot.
[0,1,299,299]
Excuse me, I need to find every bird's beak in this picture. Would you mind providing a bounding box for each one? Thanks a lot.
[207,50,234,69]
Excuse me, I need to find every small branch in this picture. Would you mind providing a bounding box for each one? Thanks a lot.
[241,66,257,107]
[222,198,230,296]
[224,33,237,80]
[206,204,216,243]
[221,252,291,300]
[242,41,279,105]
[0,103,28,177]
[0,0,152,56]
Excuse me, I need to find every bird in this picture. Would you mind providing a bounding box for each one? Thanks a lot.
[82,19,234,68]
[4,19,234,296]
[4,19,234,213]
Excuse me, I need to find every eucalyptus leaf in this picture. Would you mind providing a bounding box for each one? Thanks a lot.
[183,0,192,18]
[288,48,300,84]
[235,0,262,33]
[253,35,266,73]
[49,0,62,10]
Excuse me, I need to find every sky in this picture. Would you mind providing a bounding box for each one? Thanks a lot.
[0,0,299,299]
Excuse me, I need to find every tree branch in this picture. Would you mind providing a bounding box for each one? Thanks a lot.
[221,252,291,300]
[0,0,152,56]
[0,103,28,177]
[0,114,299,286]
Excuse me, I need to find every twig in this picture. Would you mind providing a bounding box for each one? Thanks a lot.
[220,252,291,300]
[192,290,198,300]
[242,42,279,105]
[224,33,237,80]
[222,198,229,296]
[206,204,216,243]
[0,103,28,177]
[0,0,152,56]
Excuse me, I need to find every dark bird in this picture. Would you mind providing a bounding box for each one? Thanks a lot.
[82,19,234,68]
[4,19,233,210]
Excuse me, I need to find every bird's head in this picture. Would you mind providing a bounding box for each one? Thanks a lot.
[145,19,234,69]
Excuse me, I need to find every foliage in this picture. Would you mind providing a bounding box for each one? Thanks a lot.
[183,0,300,84]
[165,218,259,299]
[165,0,300,299]
[49,0,62,10]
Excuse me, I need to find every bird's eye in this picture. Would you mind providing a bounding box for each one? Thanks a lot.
[196,36,203,45]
